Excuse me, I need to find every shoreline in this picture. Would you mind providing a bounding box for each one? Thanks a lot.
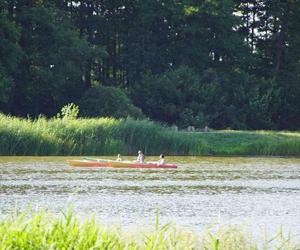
[1,114,300,156]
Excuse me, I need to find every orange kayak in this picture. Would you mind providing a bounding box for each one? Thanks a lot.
[68,159,177,169]
[109,160,177,169]
[68,160,110,167]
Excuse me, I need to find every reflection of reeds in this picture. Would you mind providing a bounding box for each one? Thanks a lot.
[0,210,298,249]
[1,113,300,156]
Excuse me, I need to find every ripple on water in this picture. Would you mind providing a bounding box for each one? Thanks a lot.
[0,156,300,236]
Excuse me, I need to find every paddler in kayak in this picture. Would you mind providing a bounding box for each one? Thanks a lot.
[158,154,165,165]
[136,150,145,163]
[116,154,122,161]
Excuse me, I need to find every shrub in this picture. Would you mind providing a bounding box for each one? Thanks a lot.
[79,85,144,119]
[57,103,79,120]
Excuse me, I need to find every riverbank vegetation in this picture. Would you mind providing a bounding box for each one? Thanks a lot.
[1,113,300,156]
[0,210,298,250]
[1,1,300,130]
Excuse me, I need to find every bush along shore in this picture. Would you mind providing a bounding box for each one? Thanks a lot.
[0,210,298,250]
[0,113,300,156]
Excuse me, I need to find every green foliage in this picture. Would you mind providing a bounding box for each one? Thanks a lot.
[0,0,300,129]
[1,2,105,117]
[132,67,237,128]
[0,7,21,110]
[133,66,291,130]
[80,85,144,119]
[133,66,209,127]
[0,210,299,250]
[1,113,300,156]
[0,67,12,108]
[58,103,79,120]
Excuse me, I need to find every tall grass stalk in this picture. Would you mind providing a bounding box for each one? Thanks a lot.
[0,210,299,249]
[1,113,300,156]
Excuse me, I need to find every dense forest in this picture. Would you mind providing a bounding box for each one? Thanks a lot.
[0,0,299,130]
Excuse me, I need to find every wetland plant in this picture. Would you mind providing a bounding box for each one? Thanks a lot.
[1,113,300,156]
[0,210,299,250]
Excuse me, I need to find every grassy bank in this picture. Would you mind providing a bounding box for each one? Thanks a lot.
[0,210,298,250]
[0,113,300,156]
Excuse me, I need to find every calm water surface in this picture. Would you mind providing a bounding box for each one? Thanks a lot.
[1,156,300,234]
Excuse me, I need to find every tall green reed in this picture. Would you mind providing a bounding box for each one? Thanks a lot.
[0,210,299,249]
[0,113,300,156]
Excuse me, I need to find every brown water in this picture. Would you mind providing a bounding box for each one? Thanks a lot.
[1,156,300,234]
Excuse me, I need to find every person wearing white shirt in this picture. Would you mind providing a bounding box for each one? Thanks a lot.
[158,154,165,165]
[136,150,145,163]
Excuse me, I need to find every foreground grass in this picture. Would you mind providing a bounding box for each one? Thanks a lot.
[0,211,298,250]
[0,113,300,156]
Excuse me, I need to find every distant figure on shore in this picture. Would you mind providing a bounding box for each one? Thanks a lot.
[136,150,145,163]
[204,126,209,132]
[116,154,122,161]
[158,154,165,165]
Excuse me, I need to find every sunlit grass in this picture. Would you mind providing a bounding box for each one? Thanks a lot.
[0,113,300,156]
[0,210,299,250]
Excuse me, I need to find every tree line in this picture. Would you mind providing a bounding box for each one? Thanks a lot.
[0,0,299,129]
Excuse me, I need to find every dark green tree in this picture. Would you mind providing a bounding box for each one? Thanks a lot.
[0,2,21,110]
[7,2,102,116]
[0,0,299,129]
[79,85,143,119]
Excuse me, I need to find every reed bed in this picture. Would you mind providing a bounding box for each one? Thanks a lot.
[0,210,298,250]
[0,113,300,156]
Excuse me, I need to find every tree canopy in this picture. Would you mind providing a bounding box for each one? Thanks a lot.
[0,0,299,129]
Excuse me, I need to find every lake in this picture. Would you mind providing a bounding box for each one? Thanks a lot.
[1,156,300,235]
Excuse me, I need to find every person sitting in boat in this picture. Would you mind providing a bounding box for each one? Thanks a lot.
[158,154,165,165]
[116,154,122,161]
[136,150,145,163]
